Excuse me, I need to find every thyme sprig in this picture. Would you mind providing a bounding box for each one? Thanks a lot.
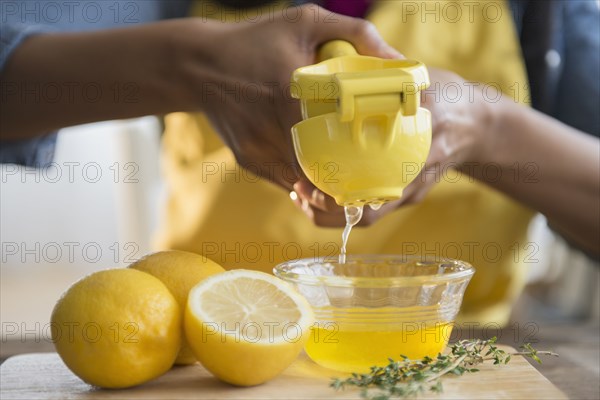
[330,337,558,399]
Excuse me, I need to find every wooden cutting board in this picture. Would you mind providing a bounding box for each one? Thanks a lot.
[1,347,566,399]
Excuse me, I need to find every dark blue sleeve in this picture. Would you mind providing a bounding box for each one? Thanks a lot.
[554,1,600,137]
[0,135,57,167]
[0,21,58,167]
[0,1,191,167]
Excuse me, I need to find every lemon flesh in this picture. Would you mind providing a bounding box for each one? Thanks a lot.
[51,269,181,388]
[184,270,314,386]
[130,250,225,364]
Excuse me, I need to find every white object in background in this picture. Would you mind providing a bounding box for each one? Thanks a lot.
[1,117,163,343]
[108,117,164,258]
[524,213,599,320]
[525,213,557,284]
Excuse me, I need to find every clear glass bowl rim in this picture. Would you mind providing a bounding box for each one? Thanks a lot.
[274,254,475,288]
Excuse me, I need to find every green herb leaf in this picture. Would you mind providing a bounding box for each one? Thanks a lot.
[330,338,556,399]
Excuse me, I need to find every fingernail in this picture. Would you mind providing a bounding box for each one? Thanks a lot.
[383,45,403,59]
[311,188,324,205]
[301,198,310,212]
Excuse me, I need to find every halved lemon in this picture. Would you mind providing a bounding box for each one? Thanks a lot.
[184,270,314,386]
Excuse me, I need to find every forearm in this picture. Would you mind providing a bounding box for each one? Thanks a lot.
[471,98,600,255]
[0,19,201,140]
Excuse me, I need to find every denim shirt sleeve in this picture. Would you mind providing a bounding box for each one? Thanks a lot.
[1,21,51,71]
[1,22,57,167]
[0,135,57,167]
[0,1,191,167]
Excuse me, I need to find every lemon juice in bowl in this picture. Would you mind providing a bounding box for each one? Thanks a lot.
[274,256,474,373]
[307,312,454,372]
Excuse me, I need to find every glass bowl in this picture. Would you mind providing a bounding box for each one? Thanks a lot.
[274,255,474,372]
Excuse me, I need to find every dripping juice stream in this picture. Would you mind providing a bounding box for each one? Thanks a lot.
[339,203,384,264]
[339,206,363,264]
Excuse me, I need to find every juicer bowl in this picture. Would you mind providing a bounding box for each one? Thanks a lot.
[291,110,431,206]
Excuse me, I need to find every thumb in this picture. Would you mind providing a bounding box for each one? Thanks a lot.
[300,4,403,59]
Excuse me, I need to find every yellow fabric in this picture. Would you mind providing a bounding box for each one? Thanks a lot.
[156,0,533,325]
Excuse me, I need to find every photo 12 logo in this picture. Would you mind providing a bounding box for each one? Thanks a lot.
[1,321,139,344]
[400,1,504,23]
[197,2,339,23]
[1,241,140,264]
[1,1,141,24]
[201,321,305,344]
[1,162,139,184]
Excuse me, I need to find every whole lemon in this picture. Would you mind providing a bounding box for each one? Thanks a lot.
[130,250,225,364]
[51,268,181,388]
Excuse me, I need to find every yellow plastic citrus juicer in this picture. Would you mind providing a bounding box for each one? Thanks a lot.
[290,40,432,206]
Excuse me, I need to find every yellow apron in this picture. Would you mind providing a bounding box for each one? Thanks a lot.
[156,0,533,326]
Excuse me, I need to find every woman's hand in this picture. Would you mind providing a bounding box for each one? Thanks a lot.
[179,4,401,190]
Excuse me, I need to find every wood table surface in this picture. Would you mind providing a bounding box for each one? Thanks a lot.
[0,345,566,400]
[3,322,597,398]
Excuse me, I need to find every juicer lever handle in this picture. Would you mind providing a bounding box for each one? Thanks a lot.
[317,40,358,62]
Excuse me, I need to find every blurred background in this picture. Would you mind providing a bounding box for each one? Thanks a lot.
[1,119,598,396]
[1,118,164,357]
